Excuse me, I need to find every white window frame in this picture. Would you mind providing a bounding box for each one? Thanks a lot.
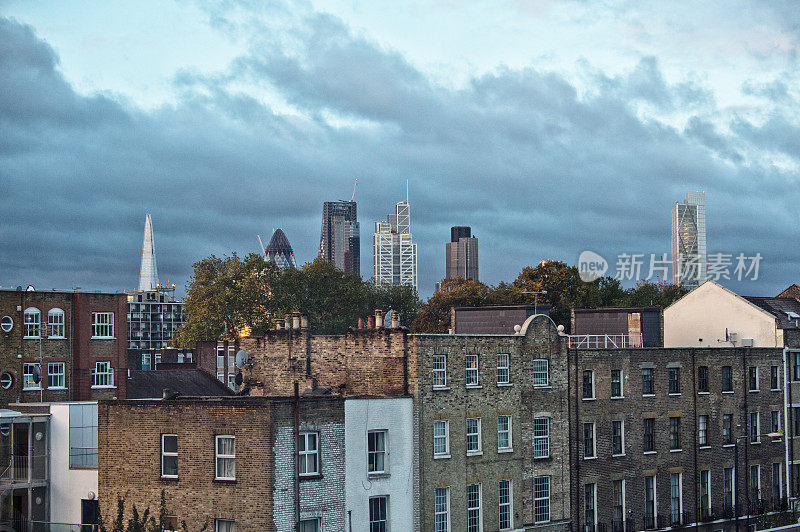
[368,429,388,475]
[466,354,479,387]
[532,359,549,387]
[161,434,178,478]
[700,469,711,517]
[499,479,514,529]
[533,417,550,459]
[214,519,235,532]
[645,475,657,529]
[497,354,510,385]
[583,422,596,459]
[749,366,759,392]
[772,462,783,500]
[47,362,65,389]
[611,369,623,398]
[497,415,512,452]
[585,483,597,531]
[698,415,709,447]
[433,420,450,458]
[771,365,780,390]
[91,312,114,339]
[613,479,626,530]
[750,411,761,444]
[0,315,13,333]
[298,431,320,477]
[47,308,65,338]
[23,308,40,339]
[534,475,551,524]
[141,353,151,371]
[433,354,448,389]
[671,472,684,524]
[750,464,761,501]
[466,418,482,456]
[215,435,235,480]
[91,361,114,388]
[434,487,450,532]
[298,518,319,532]
[466,483,482,532]
[612,419,625,456]
[369,495,389,531]
[771,410,781,434]
[22,363,41,390]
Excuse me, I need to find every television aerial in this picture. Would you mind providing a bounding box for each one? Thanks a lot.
[235,349,248,368]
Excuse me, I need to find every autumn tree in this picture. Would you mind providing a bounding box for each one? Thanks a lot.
[412,277,491,333]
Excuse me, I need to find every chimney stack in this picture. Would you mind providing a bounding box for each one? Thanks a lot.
[300,315,309,329]
[292,313,301,330]
[275,319,283,330]
[375,309,384,328]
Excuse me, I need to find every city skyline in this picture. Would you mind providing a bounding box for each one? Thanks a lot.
[2,2,799,298]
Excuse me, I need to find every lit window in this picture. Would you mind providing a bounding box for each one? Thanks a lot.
[161,434,178,477]
[24,308,40,338]
[466,418,482,455]
[22,363,41,390]
[433,420,449,457]
[368,430,387,474]
[47,362,65,388]
[215,435,235,480]
[534,476,550,523]
[499,479,514,529]
[298,432,319,477]
[534,417,550,458]
[532,359,549,387]
[432,354,447,388]
[466,354,479,386]
[47,308,65,338]
[497,415,512,451]
[369,496,388,532]
[497,354,510,384]
[91,312,114,339]
[91,362,114,388]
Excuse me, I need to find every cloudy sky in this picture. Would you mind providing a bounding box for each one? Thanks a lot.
[1,0,798,298]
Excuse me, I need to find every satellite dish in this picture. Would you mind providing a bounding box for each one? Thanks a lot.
[235,372,243,386]
[235,350,248,368]
[32,365,41,384]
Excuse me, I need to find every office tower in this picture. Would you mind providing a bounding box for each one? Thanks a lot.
[445,226,479,281]
[319,201,360,276]
[138,213,159,292]
[264,228,297,269]
[671,191,707,289]
[373,198,418,291]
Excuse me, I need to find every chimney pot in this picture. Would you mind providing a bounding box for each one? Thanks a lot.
[391,312,399,328]
[292,314,300,330]
[374,309,384,328]
[357,317,365,329]
[368,315,375,329]
[275,320,283,330]
[300,315,309,329]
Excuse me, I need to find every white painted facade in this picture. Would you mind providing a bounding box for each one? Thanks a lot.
[664,280,783,347]
[345,397,414,531]
[48,402,98,526]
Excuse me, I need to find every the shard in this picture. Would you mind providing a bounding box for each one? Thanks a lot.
[138,213,160,291]
[264,228,297,268]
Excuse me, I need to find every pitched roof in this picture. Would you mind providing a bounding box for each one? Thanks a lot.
[777,284,800,299]
[743,297,800,330]
[127,369,235,399]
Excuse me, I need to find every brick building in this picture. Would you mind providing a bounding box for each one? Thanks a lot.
[0,289,128,406]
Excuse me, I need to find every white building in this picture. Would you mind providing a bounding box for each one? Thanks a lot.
[345,397,415,531]
[373,199,418,291]
[671,191,707,289]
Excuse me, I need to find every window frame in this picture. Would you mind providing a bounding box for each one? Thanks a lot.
[612,419,625,456]
[771,410,781,434]
[723,414,733,445]
[215,435,235,481]
[671,472,684,525]
[466,483,482,532]
[585,483,597,531]
[533,416,550,459]
[497,415,512,452]
[433,420,450,458]
[47,362,65,389]
[582,370,595,400]
[583,422,596,459]
[534,475,551,524]
[141,353,151,371]
[298,431,320,478]
[161,434,178,478]
[434,487,450,532]
[466,418,482,455]
[532,359,549,387]
[771,365,779,391]
[465,354,479,387]
[214,519,235,532]
[369,495,388,531]
[668,367,681,395]
[750,412,760,444]
[644,475,657,529]
[499,478,514,529]
[611,369,623,398]
[47,308,65,338]
[748,366,759,392]
[23,307,40,339]
[91,361,114,388]
[700,469,711,518]
[91,312,115,339]
[368,429,388,475]
[697,365,708,393]
[22,362,41,391]
[432,354,448,389]
[669,416,681,451]
[643,417,655,453]
[496,354,510,385]
[722,366,733,392]
[642,368,654,395]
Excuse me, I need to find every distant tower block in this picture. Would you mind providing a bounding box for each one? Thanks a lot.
[138,214,160,292]
[373,193,418,291]
[445,226,479,281]
[319,201,360,276]
[671,191,707,289]
[264,228,297,268]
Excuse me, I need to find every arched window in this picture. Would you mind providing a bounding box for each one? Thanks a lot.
[48,308,65,338]
[23,308,40,338]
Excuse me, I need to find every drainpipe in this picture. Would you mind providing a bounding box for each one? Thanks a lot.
[294,381,301,531]
[573,346,580,531]
[785,347,792,500]
[692,351,698,531]
[743,348,750,529]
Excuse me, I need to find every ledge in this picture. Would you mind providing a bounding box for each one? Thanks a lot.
[368,472,390,479]
[697,391,710,395]
[642,393,656,398]
[498,448,514,454]
[433,454,451,460]
[497,383,513,387]
[299,474,323,481]
[466,450,483,457]
[466,384,483,389]
[643,451,657,455]
[582,397,596,402]
[213,478,236,484]
[47,386,67,391]
[432,386,450,392]
[611,396,624,400]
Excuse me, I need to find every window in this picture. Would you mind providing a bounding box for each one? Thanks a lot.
[500,479,514,528]
[48,362,65,388]
[669,367,680,394]
[177,353,184,363]
[434,487,449,532]
[433,354,447,388]
[23,307,40,338]
[91,362,114,387]
[722,366,733,392]
[750,465,761,503]
[533,417,549,458]
[643,418,655,452]
[466,354,479,386]
[497,354,510,385]
[772,462,782,503]
[466,418,482,455]
[750,412,760,443]
[698,366,708,393]
[670,416,681,450]
[583,422,596,458]
[611,369,622,398]
[749,366,759,391]
[532,359,549,387]
[141,353,151,371]
[227,373,236,390]
[217,348,225,368]
[215,520,235,532]
[47,308,65,338]
[155,353,162,366]
[794,352,800,381]
[796,407,800,437]
[215,435,235,480]
[91,312,114,338]
[22,363,41,390]
[582,370,594,399]
[700,470,711,519]
[771,366,779,390]
[698,415,708,446]
[298,432,319,477]
[369,496,388,532]
[0,315,12,333]
[772,410,781,434]
[69,403,98,468]
[497,415,512,451]
[534,476,550,524]
[724,467,734,512]
[467,483,482,532]
[612,420,624,456]
[161,434,178,477]
[723,414,733,444]
[671,473,683,524]
[433,420,450,457]
[584,483,597,532]
[642,368,653,395]
[368,430,387,474]
[0,373,12,390]
[613,480,625,532]
[644,476,656,529]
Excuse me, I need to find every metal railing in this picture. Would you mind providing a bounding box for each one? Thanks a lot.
[568,334,644,349]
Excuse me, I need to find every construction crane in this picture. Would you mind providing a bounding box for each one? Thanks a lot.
[257,234,266,257]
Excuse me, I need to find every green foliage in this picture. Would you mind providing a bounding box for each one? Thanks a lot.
[412,277,491,333]
[98,490,194,532]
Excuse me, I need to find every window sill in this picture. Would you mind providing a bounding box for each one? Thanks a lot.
[466,450,483,457]
[584,456,597,461]
[299,474,323,481]
[213,478,236,483]
[612,453,626,458]
[498,448,514,454]
[69,465,98,471]
[533,385,551,389]
[668,393,682,396]
[23,337,41,340]
[160,476,178,481]
[90,385,117,389]
[582,397,596,402]
[750,441,761,445]
[643,451,657,455]
[723,443,736,448]
[48,336,66,340]
[91,337,117,340]
[670,448,683,453]
[433,454,451,460]
[497,382,513,387]
[771,389,781,392]
[47,386,67,390]
[698,445,711,449]
[611,396,624,400]
[534,455,550,460]
[466,384,482,389]
[368,472,390,479]
[22,388,42,392]
[749,390,760,393]
[722,390,734,394]
[697,391,710,395]
[642,393,656,397]
[433,386,450,391]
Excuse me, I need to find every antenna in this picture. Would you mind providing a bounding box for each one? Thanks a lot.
[257,235,266,256]
[406,179,409,204]
[351,178,358,202]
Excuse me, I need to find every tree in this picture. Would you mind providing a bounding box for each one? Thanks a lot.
[369,283,423,328]
[412,277,490,333]
[513,261,582,331]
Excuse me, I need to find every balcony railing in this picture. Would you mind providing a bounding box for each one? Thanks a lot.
[568,334,644,349]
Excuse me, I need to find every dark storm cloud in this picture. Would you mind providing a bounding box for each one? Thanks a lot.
[1,13,798,299]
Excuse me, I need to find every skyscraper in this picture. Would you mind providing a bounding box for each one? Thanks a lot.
[445,226,479,281]
[671,191,707,289]
[138,213,159,292]
[373,198,418,291]
[319,201,360,276]
[264,228,297,268]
